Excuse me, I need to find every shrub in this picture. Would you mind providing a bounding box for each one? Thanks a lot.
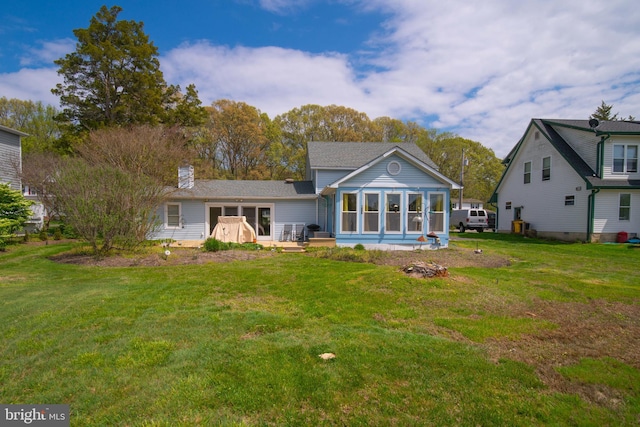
[0,238,6,251]
[53,228,63,240]
[39,229,48,241]
[204,238,228,252]
[354,243,365,251]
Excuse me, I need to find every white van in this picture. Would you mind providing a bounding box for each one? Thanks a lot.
[450,209,488,232]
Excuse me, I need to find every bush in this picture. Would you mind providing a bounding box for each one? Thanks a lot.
[53,228,63,240]
[0,238,6,252]
[204,238,228,252]
[354,243,365,251]
[39,229,48,241]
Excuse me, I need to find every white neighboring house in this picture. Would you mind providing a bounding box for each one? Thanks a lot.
[451,199,484,210]
[490,119,640,242]
[0,124,44,231]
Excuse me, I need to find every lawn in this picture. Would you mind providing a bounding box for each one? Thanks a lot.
[1,235,639,426]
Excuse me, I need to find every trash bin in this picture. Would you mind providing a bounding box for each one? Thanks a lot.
[617,231,629,243]
[512,220,524,234]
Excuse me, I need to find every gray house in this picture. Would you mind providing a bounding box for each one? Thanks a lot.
[151,141,460,249]
[0,124,27,191]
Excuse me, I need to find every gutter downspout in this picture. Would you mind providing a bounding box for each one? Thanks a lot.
[595,133,610,178]
[587,188,600,242]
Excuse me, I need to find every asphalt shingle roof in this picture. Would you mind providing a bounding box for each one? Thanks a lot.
[307,141,439,170]
[168,180,316,199]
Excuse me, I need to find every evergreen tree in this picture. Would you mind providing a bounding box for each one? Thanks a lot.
[52,5,174,133]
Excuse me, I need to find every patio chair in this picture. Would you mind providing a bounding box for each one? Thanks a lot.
[294,224,305,241]
[282,224,292,241]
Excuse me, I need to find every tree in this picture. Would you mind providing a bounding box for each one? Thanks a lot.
[0,183,33,237]
[49,159,165,255]
[52,5,175,133]
[77,125,192,186]
[207,100,271,179]
[590,101,635,121]
[0,97,62,153]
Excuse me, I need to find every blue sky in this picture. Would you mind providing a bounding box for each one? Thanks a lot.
[2,0,639,156]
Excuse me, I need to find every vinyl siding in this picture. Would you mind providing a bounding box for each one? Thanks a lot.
[150,198,318,242]
[496,130,588,234]
[592,189,640,235]
[0,130,21,190]
[341,156,444,188]
[314,169,351,193]
[601,136,640,180]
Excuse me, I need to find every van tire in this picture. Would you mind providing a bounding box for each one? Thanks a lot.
[459,223,465,233]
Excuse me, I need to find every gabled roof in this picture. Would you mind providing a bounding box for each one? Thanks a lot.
[321,145,460,194]
[168,180,317,200]
[307,141,439,170]
[492,119,640,202]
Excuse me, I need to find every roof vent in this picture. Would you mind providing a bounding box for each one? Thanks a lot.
[285,178,294,184]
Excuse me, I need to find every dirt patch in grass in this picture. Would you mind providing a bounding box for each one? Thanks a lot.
[49,245,510,269]
[482,299,640,408]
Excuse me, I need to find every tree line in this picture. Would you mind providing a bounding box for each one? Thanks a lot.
[0,5,503,253]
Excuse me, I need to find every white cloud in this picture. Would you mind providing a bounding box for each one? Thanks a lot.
[2,0,639,157]
[0,68,60,106]
[19,38,75,68]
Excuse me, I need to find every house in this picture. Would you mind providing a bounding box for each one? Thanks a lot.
[0,124,45,231]
[451,198,484,210]
[0,124,27,191]
[490,119,640,242]
[151,141,461,249]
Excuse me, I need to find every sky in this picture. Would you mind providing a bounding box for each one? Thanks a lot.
[1,0,640,157]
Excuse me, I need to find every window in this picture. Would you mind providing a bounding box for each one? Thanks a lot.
[341,193,358,232]
[565,195,575,206]
[613,145,638,173]
[363,193,379,233]
[166,203,181,228]
[407,193,423,232]
[619,193,631,221]
[387,161,401,175]
[385,193,401,232]
[506,202,512,210]
[208,205,272,238]
[429,193,445,233]
[524,161,531,184]
[542,157,551,181]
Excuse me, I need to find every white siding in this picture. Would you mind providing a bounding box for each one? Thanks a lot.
[601,136,640,180]
[496,130,588,234]
[593,190,640,236]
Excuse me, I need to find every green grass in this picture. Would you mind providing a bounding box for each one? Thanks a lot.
[1,236,639,426]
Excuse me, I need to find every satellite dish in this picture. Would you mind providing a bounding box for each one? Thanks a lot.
[589,118,599,129]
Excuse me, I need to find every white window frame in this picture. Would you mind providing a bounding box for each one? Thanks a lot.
[165,202,182,229]
[542,156,551,181]
[619,193,631,221]
[406,192,424,233]
[363,192,380,234]
[613,144,638,174]
[428,192,446,234]
[385,192,402,234]
[524,161,531,184]
[340,191,359,233]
